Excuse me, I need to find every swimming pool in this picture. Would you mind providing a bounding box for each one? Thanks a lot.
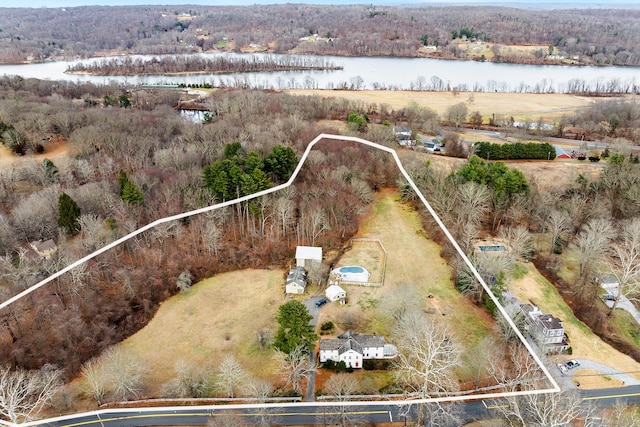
[336,266,365,274]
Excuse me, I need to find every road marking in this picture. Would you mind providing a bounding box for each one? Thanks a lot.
[59,410,390,427]
[583,391,640,401]
[389,410,393,422]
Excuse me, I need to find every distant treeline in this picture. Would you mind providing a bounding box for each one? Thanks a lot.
[474,141,556,161]
[66,55,342,76]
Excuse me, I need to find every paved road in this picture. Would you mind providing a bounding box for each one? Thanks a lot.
[33,386,640,427]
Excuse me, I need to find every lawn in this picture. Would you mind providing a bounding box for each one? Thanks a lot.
[317,189,495,359]
[109,269,286,396]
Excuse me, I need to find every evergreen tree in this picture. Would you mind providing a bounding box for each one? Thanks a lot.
[42,158,59,184]
[273,300,318,354]
[121,180,144,205]
[58,192,81,235]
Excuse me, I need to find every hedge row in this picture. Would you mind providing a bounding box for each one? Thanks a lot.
[474,141,556,160]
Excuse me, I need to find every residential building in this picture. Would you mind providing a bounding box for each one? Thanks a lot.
[295,246,322,269]
[285,266,307,294]
[319,331,397,368]
[520,304,569,352]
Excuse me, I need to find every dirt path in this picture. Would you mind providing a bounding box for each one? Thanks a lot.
[0,140,71,167]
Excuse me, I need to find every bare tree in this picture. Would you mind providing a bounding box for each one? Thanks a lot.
[602,400,640,427]
[323,374,362,427]
[81,357,107,405]
[498,225,534,262]
[0,364,62,423]
[393,311,461,398]
[216,356,246,398]
[446,102,468,128]
[176,270,193,293]
[161,360,211,398]
[492,391,597,427]
[275,345,314,394]
[105,348,144,402]
[606,218,640,315]
[572,218,615,298]
[547,209,570,255]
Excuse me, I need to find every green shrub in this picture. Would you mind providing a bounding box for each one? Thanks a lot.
[336,361,347,372]
[321,321,334,331]
[363,360,375,370]
[474,141,556,160]
[323,360,336,370]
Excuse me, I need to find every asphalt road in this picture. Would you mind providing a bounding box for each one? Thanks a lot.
[33,386,640,427]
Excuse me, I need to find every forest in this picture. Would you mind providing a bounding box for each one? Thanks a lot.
[1,4,640,66]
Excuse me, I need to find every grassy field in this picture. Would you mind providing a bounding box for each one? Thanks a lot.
[76,189,497,401]
[113,269,286,395]
[317,188,495,353]
[287,90,608,121]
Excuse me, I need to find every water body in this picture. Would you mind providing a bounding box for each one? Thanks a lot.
[1,52,638,93]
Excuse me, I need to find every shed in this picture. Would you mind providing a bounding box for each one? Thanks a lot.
[326,284,346,303]
[295,246,322,269]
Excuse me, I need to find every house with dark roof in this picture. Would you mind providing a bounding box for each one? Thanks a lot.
[25,239,58,261]
[520,304,569,353]
[319,331,397,368]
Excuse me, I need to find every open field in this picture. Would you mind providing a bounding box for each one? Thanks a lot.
[508,264,640,387]
[317,188,495,350]
[287,90,611,121]
[105,269,285,396]
[333,238,386,285]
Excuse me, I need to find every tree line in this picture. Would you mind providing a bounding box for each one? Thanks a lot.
[66,55,342,76]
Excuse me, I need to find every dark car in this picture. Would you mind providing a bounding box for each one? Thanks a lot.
[565,359,580,370]
[315,298,328,307]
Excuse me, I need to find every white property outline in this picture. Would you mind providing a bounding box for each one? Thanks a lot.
[1,133,560,427]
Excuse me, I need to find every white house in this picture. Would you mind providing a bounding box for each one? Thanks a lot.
[295,246,322,269]
[285,266,307,294]
[319,331,396,369]
[520,304,569,353]
[326,284,346,303]
[392,125,414,146]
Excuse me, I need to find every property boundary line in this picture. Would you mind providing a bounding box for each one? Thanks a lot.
[1,133,560,427]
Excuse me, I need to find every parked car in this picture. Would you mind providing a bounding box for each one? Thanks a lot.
[558,364,568,373]
[565,359,580,370]
[601,294,616,301]
[315,298,328,307]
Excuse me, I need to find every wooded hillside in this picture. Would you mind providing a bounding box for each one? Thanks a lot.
[0,5,639,66]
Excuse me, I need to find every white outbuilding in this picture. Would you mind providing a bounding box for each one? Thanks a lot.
[295,246,322,269]
[326,284,346,303]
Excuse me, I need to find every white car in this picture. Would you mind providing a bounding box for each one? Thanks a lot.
[565,359,580,370]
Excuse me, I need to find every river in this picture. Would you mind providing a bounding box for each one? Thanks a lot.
[1,52,638,93]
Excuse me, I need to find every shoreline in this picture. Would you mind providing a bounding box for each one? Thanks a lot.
[5,50,635,69]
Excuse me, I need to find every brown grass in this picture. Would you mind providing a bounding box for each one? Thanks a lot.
[318,189,494,349]
[287,90,608,121]
[572,368,626,390]
[119,269,286,395]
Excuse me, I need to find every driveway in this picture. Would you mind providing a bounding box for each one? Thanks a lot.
[303,296,327,402]
[556,359,640,389]
[601,285,640,325]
